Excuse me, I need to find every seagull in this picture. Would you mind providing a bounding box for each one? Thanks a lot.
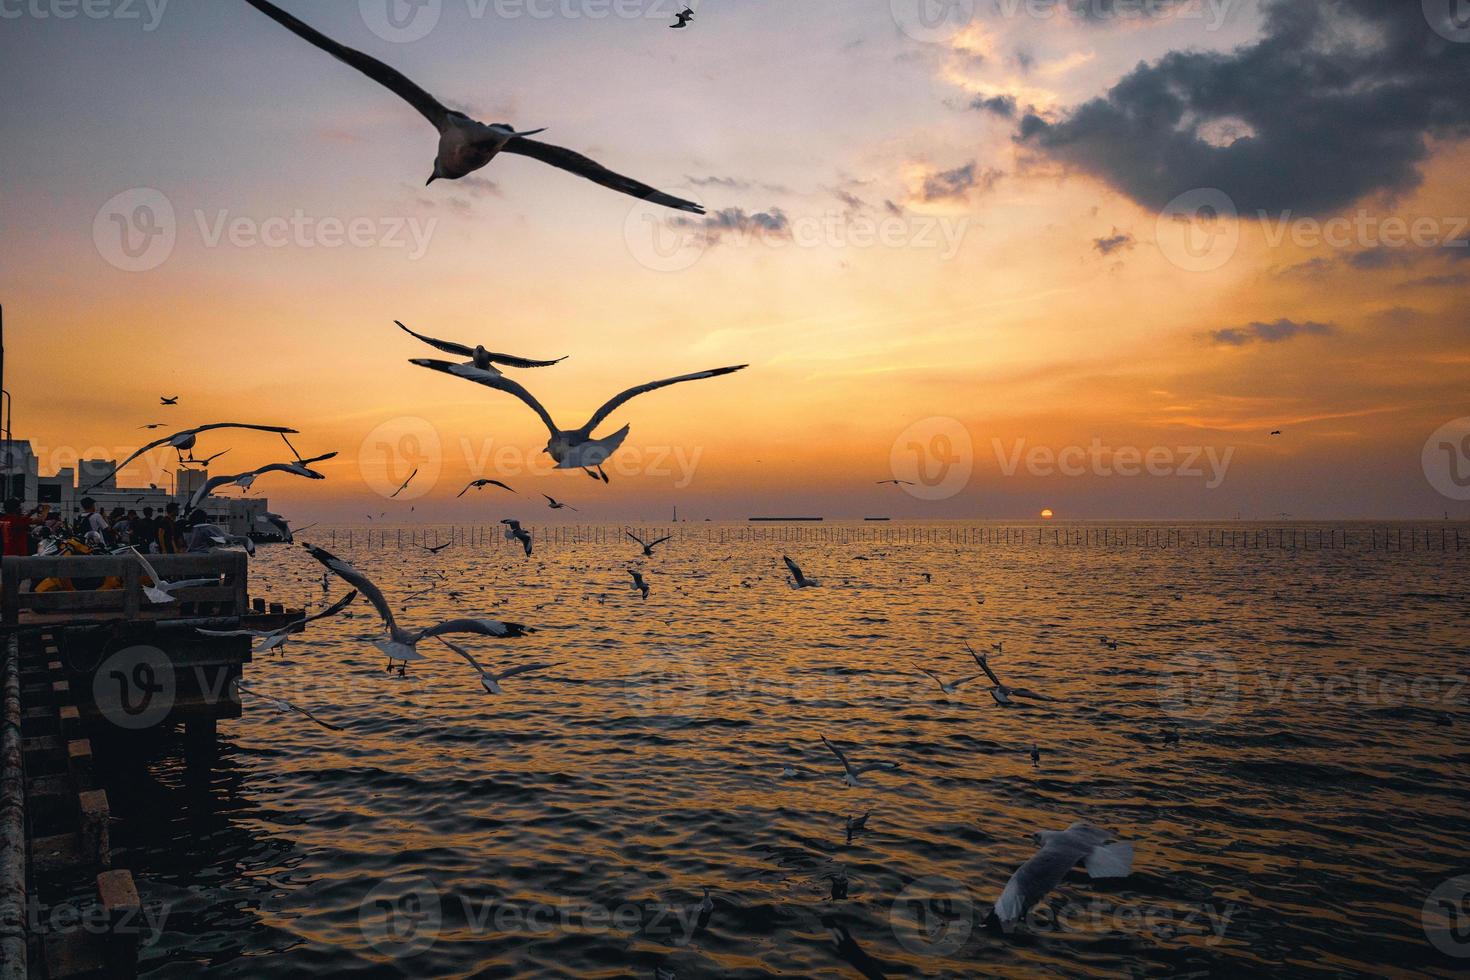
[397,321,565,383]
[242,0,705,212]
[628,569,649,599]
[178,449,232,469]
[83,423,297,492]
[501,519,533,557]
[198,590,357,653]
[408,360,747,481]
[820,735,900,789]
[195,524,257,556]
[875,479,914,486]
[670,6,694,27]
[420,541,453,555]
[1099,636,1118,650]
[988,822,1134,930]
[127,548,221,604]
[1270,430,1282,436]
[1030,745,1041,768]
[783,555,820,589]
[825,868,850,901]
[258,512,315,543]
[434,638,560,695]
[543,494,577,512]
[303,543,530,672]
[185,452,338,511]
[912,661,984,696]
[389,468,418,499]
[967,643,1056,706]
[626,529,672,557]
[457,478,517,497]
[139,423,167,430]
[160,395,179,405]
[845,811,870,843]
[233,679,342,730]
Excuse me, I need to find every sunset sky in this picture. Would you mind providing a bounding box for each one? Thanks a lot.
[2,0,1468,521]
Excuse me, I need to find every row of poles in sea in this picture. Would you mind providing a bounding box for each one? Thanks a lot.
[313,524,1469,552]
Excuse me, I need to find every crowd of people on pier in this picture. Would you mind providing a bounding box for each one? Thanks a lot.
[0,497,216,557]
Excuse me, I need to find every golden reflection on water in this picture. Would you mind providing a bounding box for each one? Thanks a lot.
[108,522,1470,978]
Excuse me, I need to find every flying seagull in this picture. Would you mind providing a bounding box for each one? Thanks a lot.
[543,494,577,512]
[912,661,985,696]
[820,735,900,788]
[989,822,1134,930]
[160,395,179,405]
[198,590,358,653]
[626,529,671,556]
[139,423,167,430]
[435,637,560,695]
[628,569,649,600]
[83,423,297,492]
[398,321,565,383]
[302,543,530,672]
[783,555,820,589]
[875,479,915,486]
[242,0,705,212]
[408,360,747,481]
[233,679,343,731]
[127,548,221,604]
[501,519,533,556]
[1270,430,1282,436]
[458,478,516,497]
[420,541,453,555]
[670,7,694,28]
[185,452,338,511]
[966,642,1057,706]
[389,468,418,499]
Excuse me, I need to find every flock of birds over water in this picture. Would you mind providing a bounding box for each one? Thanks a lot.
[71,2,1154,973]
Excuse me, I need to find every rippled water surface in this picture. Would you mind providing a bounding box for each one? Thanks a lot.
[98,522,1470,978]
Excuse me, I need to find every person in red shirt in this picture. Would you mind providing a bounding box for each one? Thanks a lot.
[0,499,45,557]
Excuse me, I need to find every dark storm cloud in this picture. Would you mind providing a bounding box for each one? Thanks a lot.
[919,164,1002,202]
[1017,1,1470,216]
[1209,319,1335,346]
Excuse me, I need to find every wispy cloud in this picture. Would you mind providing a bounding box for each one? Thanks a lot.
[1209,319,1336,347]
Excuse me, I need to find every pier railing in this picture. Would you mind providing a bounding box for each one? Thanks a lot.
[1,553,248,626]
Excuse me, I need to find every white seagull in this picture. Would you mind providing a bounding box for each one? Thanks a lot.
[783,555,821,589]
[990,822,1134,929]
[628,569,649,600]
[912,661,985,696]
[543,494,577,512]
[501,519,533,557]
[435,637,561,695]
[185,452,337,511]
[233,678,343,731]
[967,642,1057,706]
[197,590,358,653]
[242,0,705,212]
[84,423,296,491]
[303,543,530,672]
[398,321,565,383]
[626,529,672,557]
[408,360,747,482]
[128,548,222,604]
[820,734,900,788]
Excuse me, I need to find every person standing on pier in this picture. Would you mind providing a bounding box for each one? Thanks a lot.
[0,499,46,556]
[133,506,158,554]
[156,502,184,554]
[77,497,111,543]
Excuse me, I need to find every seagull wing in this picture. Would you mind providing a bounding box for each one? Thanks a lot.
[435,636,489,674]
[494,662,559,681]
[301,544,398,635]
[965,642,1003,686]
[648,536,672,548]
[579,365,748,434]
[396,320,473,358]
[625,530,648,547]
[186,473,243,512]
[782,555,804,581]
[303,590,358,625]
[499,136,706,213]
[242,0,451,130]
[235,680,343,732]
[993,835,1093,924]
[853,762,899,775]
[408,360,562,438]
[417,618,533,640]
[820,735,854,777]
[1008,687,1056,702]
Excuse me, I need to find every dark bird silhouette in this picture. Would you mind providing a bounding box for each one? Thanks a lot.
[242,0,705,212]
[628,569,650,599]
[626,529,672,556]
[160,395,179,405]
[458,478,517,497]
[670,7,693,28]
[501,519,533,557]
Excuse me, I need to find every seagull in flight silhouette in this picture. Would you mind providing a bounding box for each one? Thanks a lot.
[83,423,297,491]
[458,478,517,497]
[967,642,1057,706]
[389,469,418,498]
[242,0,706,212]
[409,360,747,482]
[397,321,565,382]
[501,519,533,556]
[159,395,179,405]
[626,529,672,556]
[628,569,649,599]
[820,735,900,788]
[783,555,821,589]
[670,7,694,28]
[543,494,577,512]
[435,637,560,695]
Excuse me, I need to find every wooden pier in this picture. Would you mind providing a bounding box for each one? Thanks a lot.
[0,552,300,978]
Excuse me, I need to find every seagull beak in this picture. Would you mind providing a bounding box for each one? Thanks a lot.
[425,173,439,186]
